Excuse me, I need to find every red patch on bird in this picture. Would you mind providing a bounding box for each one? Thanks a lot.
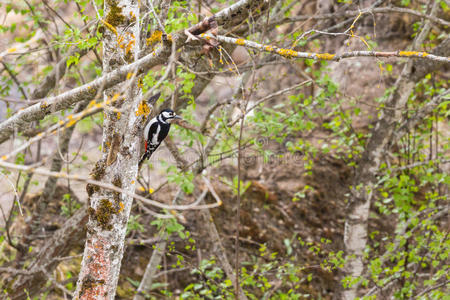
[145,141,148,151]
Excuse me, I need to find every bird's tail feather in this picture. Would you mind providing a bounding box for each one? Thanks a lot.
[138,151,152,167]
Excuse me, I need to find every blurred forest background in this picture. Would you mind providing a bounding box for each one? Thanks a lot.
[0,0,448,299]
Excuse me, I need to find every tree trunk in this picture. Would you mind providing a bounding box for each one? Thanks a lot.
[340,2,441,298]
[73,0,143,298]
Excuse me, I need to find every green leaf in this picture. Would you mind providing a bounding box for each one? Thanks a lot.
[66,53,80,68]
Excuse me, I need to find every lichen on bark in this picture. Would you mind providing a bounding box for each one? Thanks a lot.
[105,0,126,27]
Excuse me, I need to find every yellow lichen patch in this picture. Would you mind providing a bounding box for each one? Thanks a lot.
[137,78,143,88]
[135,100,150,116]
[1,155,7,160]
[138,186,154,193]
[316,53,335,60]
[59,120,65,125]
[118,35,125,48]
[219,47,223,64]
[276,48,298,58]
[66,115,77,128]
[118,202,124,213]
[236,39,245,45]
[126,72,134,80]
[117,112,121,120]
[265,45,274,52]
[129,11,136,22]
[146,30,162,45]
[8,47,17,53]
[131,180,135,184]
[111,93,120,102]
[399,51,428,57]
[88,100,97,108]
[125,40,135,54]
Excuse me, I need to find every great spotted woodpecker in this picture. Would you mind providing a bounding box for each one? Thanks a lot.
[139,109,181,166]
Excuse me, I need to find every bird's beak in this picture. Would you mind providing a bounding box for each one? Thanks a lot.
[169,115,182,124]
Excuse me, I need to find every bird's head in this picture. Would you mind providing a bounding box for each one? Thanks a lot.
[159,109,182,123]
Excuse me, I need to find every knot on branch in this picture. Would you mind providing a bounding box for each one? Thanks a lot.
[189,16,218,36]
[185,16,219,55]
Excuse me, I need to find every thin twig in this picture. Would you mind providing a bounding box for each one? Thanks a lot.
[1,62,28,100]
[389,158,450,173]
[0,160,222,213]
[273,6,450,27]
[228,80,311,127]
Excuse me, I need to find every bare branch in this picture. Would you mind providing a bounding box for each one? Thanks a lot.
[203,34,450,62]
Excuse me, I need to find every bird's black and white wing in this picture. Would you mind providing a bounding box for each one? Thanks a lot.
[144,117,158,142]
[139,109,177,167]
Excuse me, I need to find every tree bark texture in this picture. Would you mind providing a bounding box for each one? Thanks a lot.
[73,0,142,298]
